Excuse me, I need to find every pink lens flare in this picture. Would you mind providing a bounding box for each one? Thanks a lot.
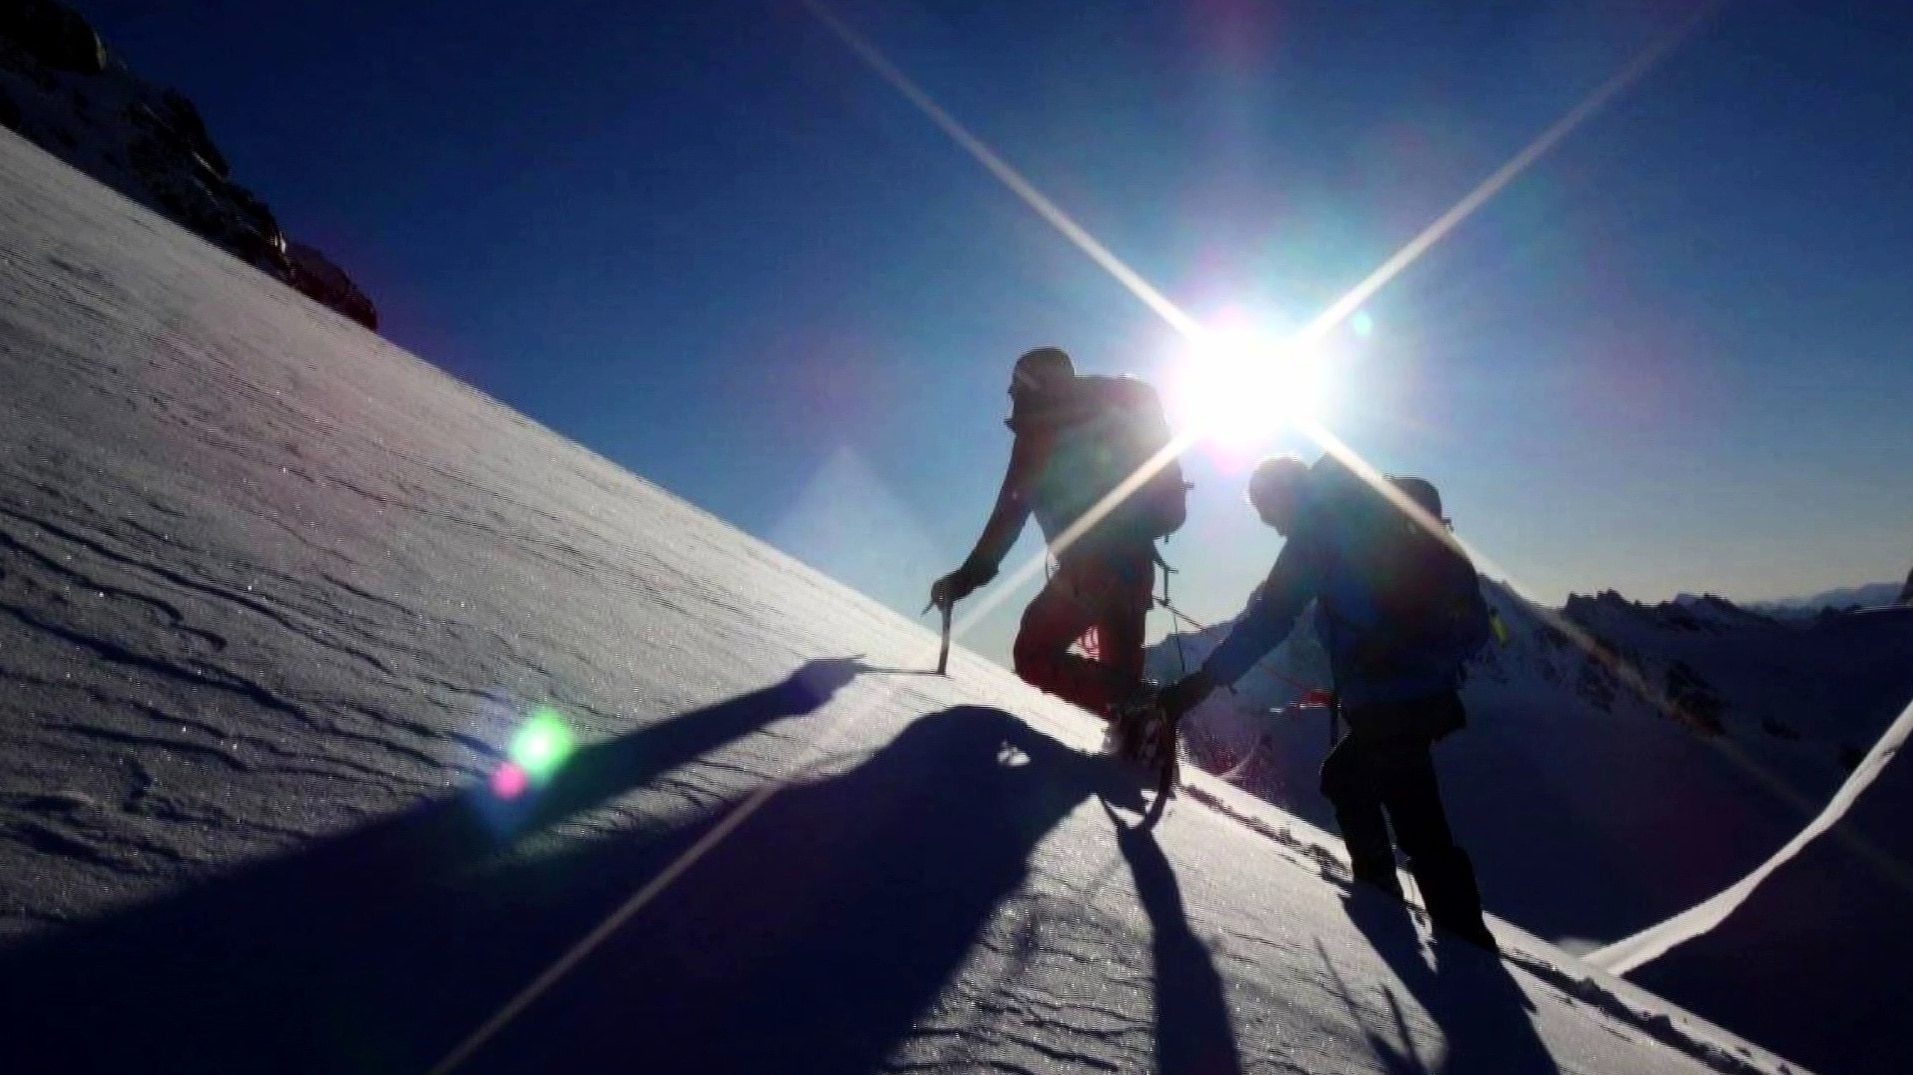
[490,762,529,800]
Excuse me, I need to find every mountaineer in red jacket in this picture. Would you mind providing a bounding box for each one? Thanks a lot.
[930,347,1187,717]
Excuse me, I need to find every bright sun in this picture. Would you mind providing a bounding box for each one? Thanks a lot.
[1167,324,1334,449]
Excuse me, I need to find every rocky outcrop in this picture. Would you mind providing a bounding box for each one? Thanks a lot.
[150,87,227,179]
[1664,658,1726,737]
[0,2,376,330]
[1571,590,1776,636]
[288,242,378,332]
[1899,565,1912,606]
[0,1,106,75]
[125,103,289,273]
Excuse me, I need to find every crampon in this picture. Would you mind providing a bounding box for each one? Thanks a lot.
[1104,691,1181,796]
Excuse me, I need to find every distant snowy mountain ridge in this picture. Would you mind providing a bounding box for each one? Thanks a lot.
[1151,581,1908,780]
[0,0,377,330]
[1743,579,1910,618]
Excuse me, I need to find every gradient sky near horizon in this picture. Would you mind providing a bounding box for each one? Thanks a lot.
[78,0,1913,664]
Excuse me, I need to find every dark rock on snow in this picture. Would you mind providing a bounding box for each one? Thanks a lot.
[289,242,379,333]
[0,0,376,330]
[0,0,107,75]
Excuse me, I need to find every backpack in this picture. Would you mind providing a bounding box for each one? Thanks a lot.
[1312,470,1492,678]
[1026,375,1188,548]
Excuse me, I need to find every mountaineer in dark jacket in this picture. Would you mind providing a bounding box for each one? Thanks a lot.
[930,347,1186,717]
[1157,453,1498,950]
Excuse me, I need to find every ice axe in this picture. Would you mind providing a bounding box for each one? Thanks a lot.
[922,595,953,676]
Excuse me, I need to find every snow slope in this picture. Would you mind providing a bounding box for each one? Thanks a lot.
[0,128,1805,1075]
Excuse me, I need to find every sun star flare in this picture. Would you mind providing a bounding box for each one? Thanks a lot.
[1170,326,1334,450]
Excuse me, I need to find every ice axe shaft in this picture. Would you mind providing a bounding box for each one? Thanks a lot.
[936,602,952,675]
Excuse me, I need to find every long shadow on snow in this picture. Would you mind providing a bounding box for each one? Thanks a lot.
[0,666,1176,1075]
[0,657,886,1073]
[1105,794,1246,1075]
[465,704,1155,1074]
[1335,890,1561,1074]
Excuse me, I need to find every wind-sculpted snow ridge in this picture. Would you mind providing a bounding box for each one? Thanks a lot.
[1590,695,1913,978]
[1607,696,1913,1075]
[0,129,1808,1074]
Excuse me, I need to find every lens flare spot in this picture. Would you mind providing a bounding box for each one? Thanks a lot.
[1351,310,1375,338]
[510,708,575,781]
[491,762,530,800]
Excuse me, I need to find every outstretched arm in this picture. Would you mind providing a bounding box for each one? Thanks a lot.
[930,434,1038,610]
[1159,534,1321,718]
[1201,537,1318,686]
[961,433,1039,576]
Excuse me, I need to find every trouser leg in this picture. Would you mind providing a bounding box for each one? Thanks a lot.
[1376,737,1494,948]
[1013,563,1118,715]
[1093,550,1154,701]
[1320,735,1403,898]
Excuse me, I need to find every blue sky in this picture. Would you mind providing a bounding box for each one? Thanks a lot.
[81,1,1913,663]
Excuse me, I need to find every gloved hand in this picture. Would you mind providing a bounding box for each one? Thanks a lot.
[928,558,997,612]
[1157,668,1217,723]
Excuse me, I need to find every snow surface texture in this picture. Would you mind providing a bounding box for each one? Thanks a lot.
[0,129,1806,1075]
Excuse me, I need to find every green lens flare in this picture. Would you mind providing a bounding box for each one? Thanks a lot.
[510,708,575,781]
